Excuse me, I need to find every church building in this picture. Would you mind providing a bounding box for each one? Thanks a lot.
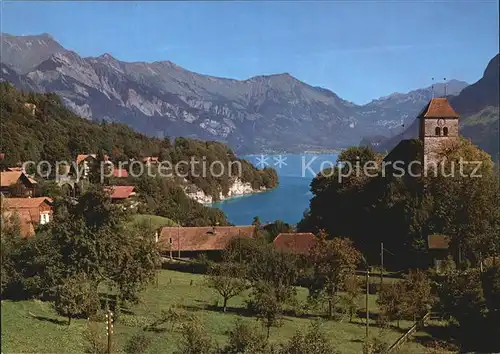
[418,97,460,167]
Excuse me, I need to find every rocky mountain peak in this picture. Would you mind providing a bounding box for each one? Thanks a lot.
[1,32,494,155]
[484,54,499,78]
[1,33,66,74]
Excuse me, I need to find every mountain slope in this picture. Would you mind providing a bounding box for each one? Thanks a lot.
[0,33,66,74]
[0,82,280,225]
[359,79,467,130]
[373,54,499,158]
[0,33,470,153]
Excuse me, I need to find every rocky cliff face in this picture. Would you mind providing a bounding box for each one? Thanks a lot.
[1,33,469,154]
[185,178,265,204]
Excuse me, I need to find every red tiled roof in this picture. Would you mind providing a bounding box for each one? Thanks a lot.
[273,233,318,255]
[0,171,37,187]
[2,197,52,238]
[158,226,256,252]
[104,186,135,199]
[7,167,23,172]
[418,98,459,119]
[113,168,129,178]
[428,234,450,250]
[1,171,23,187]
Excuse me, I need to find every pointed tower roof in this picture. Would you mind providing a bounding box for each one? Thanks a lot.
[418,97,459,118]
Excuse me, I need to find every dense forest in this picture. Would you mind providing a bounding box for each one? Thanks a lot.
[0,83,278,225]
[298,143,500,270]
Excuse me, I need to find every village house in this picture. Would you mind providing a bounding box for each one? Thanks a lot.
[112,168,129,178]
[6,166,25,172]
[2,197,53,237]
[75,154,110,179]
[75,154,97,179]
[0,171,37,197]
[156,225,256,259]
[427,234,451,272]
[427,234,499,271]
[273,232,317,255]
[104,185,136,202]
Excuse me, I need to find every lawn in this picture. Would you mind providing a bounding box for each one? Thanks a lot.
[129,214,178,229]
[1,269,430,353]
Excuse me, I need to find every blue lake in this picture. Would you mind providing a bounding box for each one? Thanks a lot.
[212,154,338,225]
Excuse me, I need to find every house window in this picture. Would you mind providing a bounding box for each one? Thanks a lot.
[40,213,50,225]
[443,127,449,136]
[435,127,441,136]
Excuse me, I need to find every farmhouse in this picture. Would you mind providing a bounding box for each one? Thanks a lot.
[2,197,53,237]
[104,185,136,201]
[273,232,317,255]
[0,171,37,197]
[75,154,110,179]
[427,234,451,272]
[112,168,129,178]
[156,225,256,259]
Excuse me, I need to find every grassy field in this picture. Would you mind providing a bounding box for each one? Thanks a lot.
[1,269,430,354]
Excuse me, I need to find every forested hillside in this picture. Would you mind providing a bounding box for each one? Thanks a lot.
[299,145,500,269]
[0,83,278,225]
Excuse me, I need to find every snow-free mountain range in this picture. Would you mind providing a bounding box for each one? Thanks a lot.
[1,33,498,156]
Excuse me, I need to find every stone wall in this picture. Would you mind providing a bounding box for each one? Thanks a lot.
[420,117,460,169]
[421,118,459,137]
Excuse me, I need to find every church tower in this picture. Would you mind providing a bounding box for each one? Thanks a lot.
[418,97,460,166]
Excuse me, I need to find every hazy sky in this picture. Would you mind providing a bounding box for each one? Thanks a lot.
[1,1,498,104]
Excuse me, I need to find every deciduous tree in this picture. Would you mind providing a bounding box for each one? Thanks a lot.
[206,261,247,312]
[248,281,284,339]
[377,282,406,328]
[174,316,216,354]
[307,232,361,318]
[53,273,99,325]
[221,318,269,354]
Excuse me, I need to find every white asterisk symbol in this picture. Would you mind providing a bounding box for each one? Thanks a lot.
[255,155,269,169]
[273,155,287,168]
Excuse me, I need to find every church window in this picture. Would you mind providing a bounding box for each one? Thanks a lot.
[443,127,449,136]
[435,127,441,136]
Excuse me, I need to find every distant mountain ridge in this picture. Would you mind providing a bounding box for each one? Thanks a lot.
[369,54,499,159]
[1,32,472,154]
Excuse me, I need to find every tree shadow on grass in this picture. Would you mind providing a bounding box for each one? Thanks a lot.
[29,314,68,326]
[143,326,168,333]
[121,308,135,315]
[412,324,457,348]
[355,309,379,322]
[183,303,257,318]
